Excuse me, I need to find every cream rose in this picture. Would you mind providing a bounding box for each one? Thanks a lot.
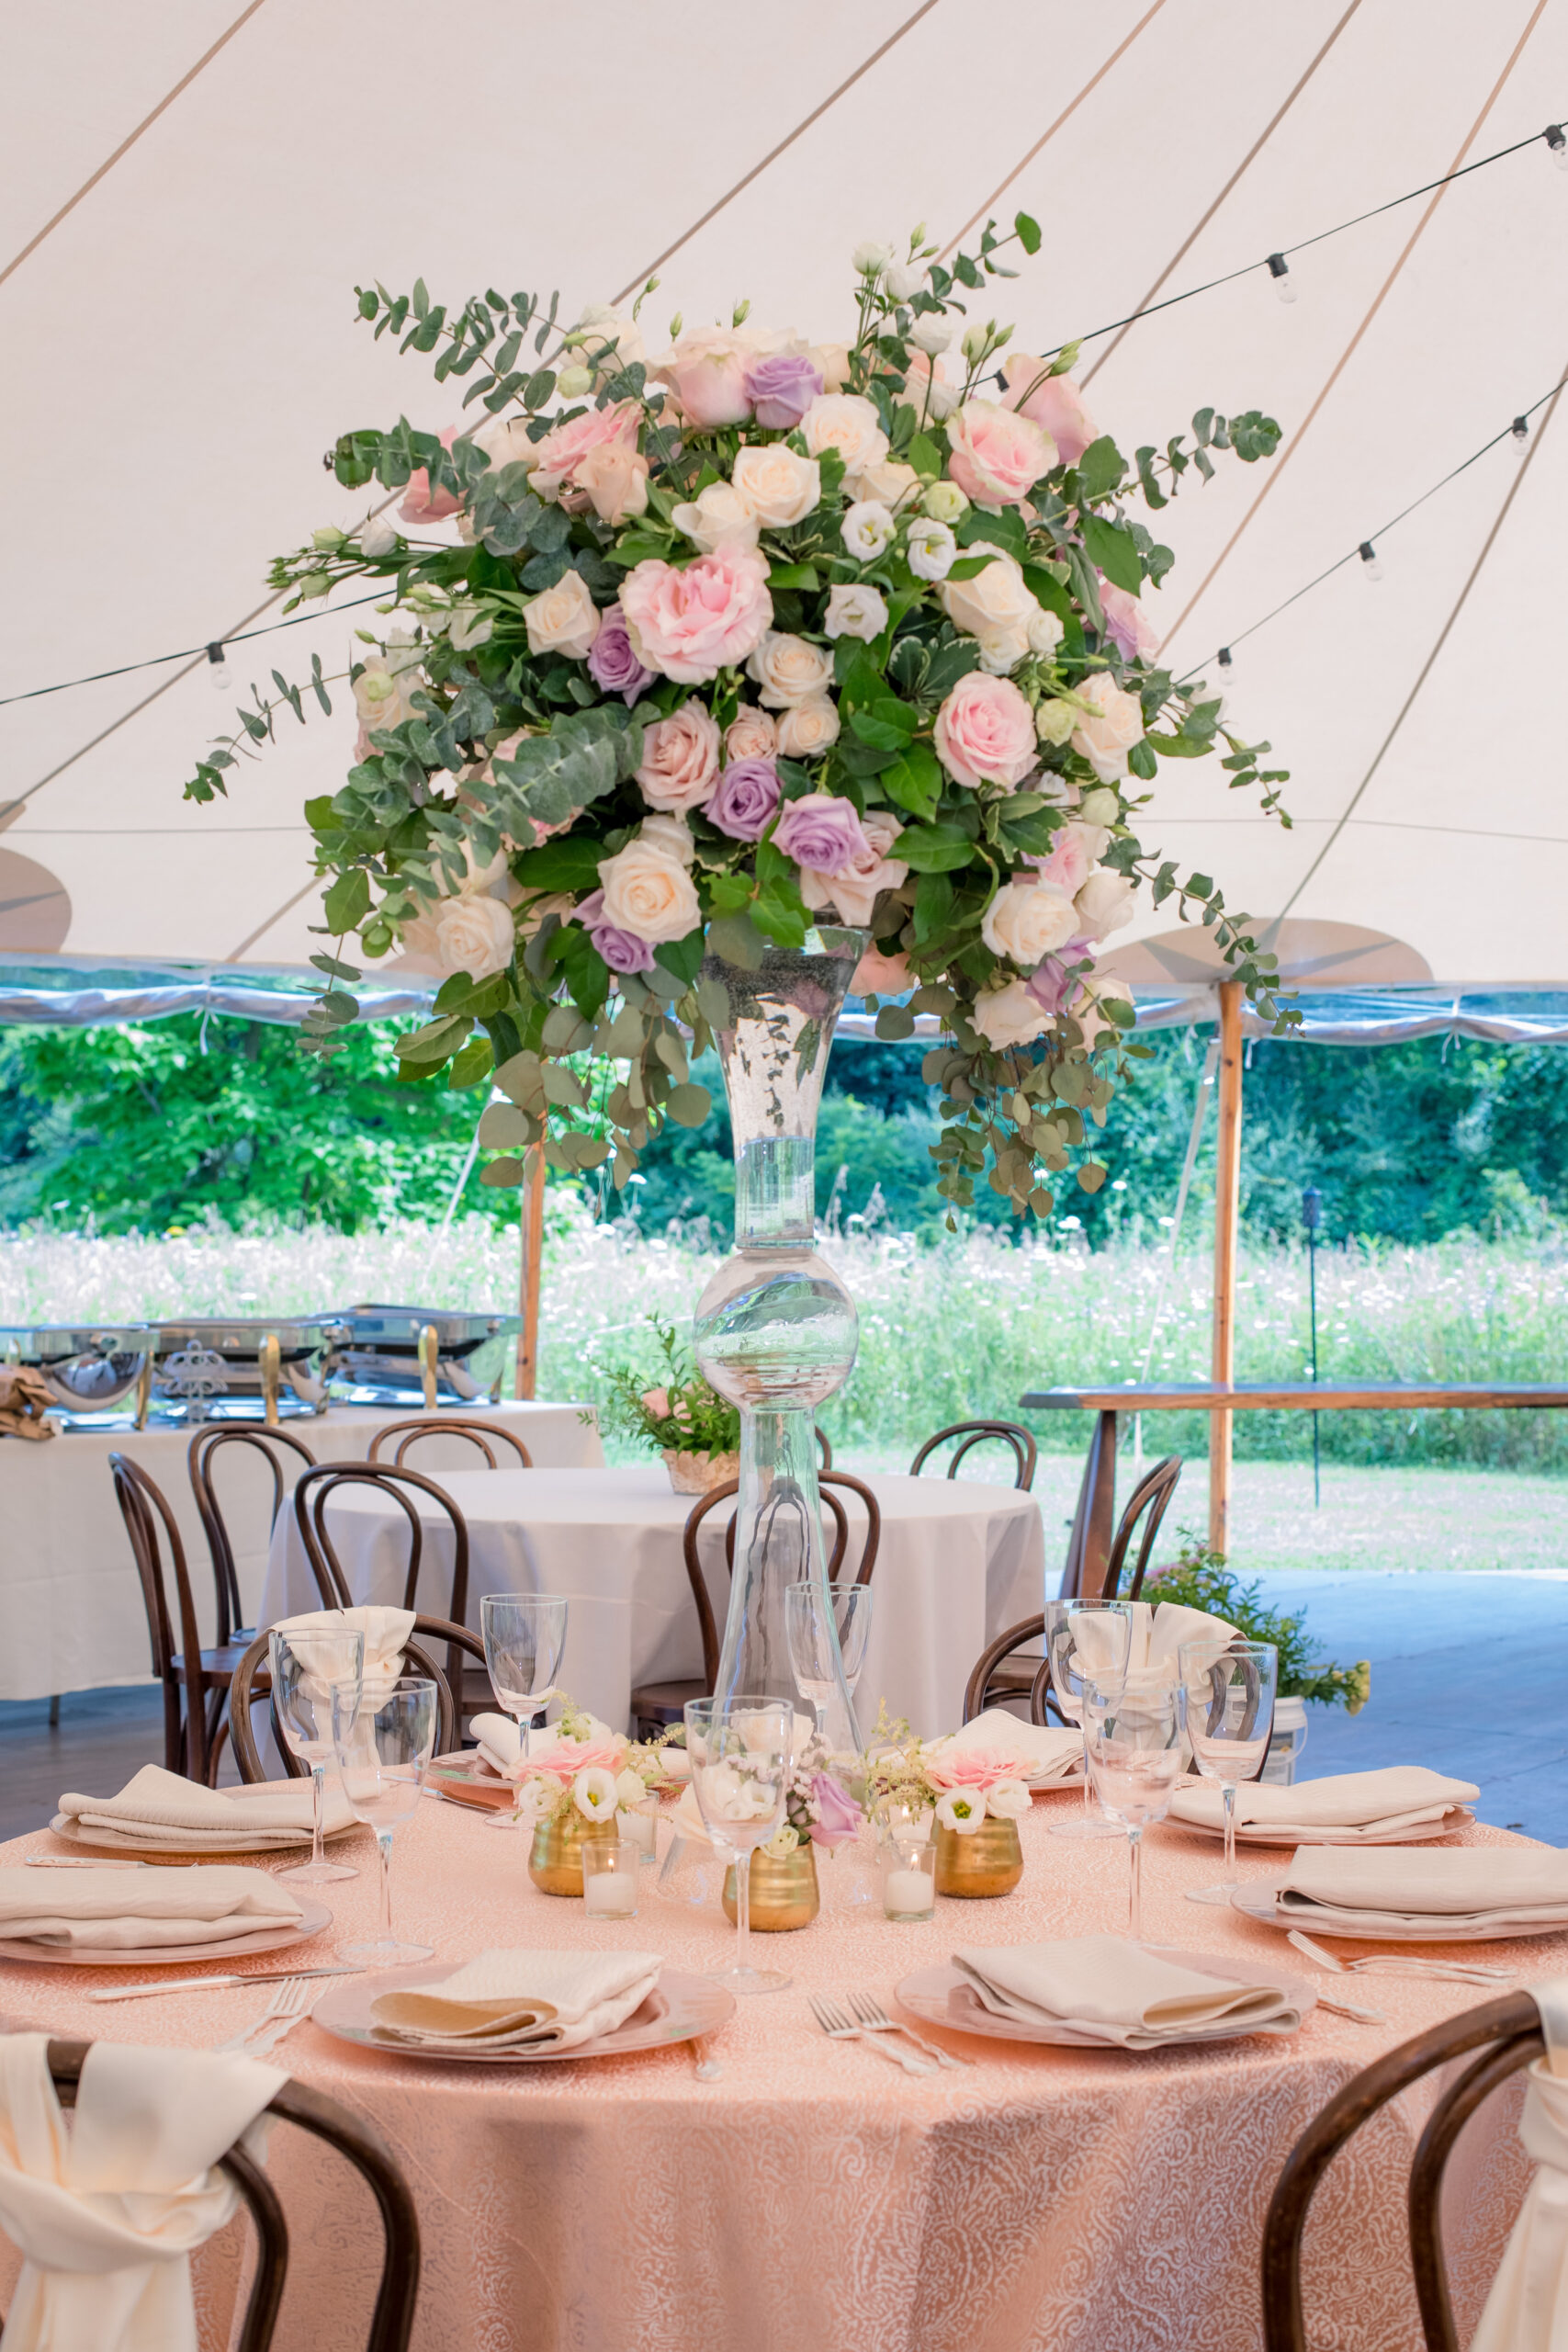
[980,879,1079,966]
[598,838,702,944]
[433,892,515,981]
[1074,866,1136,939]
[524,568,601,662]
[634,700,721,812]
[730,444,820,528]
[847,458,921,508]
[574,442,649,526]
[638,812,695,866]
[808,341,852,392]
[973,978,1052,1050]
[775,695,840,758]
[1070,673,1145,781]
[940,543,1041,673]
[747,630,833,708]
[671,481,760,554]
[799,392,889,479]
[725,706,778,763]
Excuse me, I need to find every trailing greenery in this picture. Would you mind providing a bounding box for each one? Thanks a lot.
[1145,1532,1371,1709]
[600,1315,739,1458]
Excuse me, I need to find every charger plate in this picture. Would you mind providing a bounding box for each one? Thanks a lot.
[0,1896,333,1968]
[896,1947,1313,2050]
[1231,1878,1568,1942]
[1179,1806,1474,1848]
[49,1780,358,1864]
[311,1962,733,2064]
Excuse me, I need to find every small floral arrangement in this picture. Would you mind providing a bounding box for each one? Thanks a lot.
[503,1693,666,1828]
[761,1733,865,1861]
[602,1316,739,1458]
[863,1706,1030,1835]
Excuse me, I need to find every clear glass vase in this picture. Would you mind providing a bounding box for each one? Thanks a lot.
[694,926,865,1752]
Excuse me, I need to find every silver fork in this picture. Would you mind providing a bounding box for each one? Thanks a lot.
[808,1994,936,2076]
[843,1991,973,2069]
[211,1976,314,2057]
[1287,1929,1515,1986]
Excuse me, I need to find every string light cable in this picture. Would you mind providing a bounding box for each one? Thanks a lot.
[0,587,392,711]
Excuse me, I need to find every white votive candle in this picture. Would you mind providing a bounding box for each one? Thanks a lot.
[619,1807,657,1860]
[885,1868,934,1918]
[583,1871,638,1917]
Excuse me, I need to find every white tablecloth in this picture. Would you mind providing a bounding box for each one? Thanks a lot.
[0,1401,603,1702]
[260,1463,1043,1738]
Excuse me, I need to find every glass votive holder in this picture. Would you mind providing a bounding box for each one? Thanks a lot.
[881,1839,936,1922]
[618,1804,658,1865]
[581,1839,640,1917]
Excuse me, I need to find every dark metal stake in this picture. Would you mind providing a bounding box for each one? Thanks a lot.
[1303,1186,1322,1508]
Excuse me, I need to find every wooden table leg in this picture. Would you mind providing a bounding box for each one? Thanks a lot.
[1059,1410,1119,1599]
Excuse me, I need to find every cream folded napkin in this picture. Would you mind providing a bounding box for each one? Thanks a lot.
[1170,1765,1478,1840]
[370,1948,661,2052]
[930,1711,1082,1782]
[1279,1846,1568,1934]
[951,1935,1301,2048]
[1071,1600,1239,1695]
[53,1765,355,1853]
[272,1603,412,1701]
[468,1713,519,1778]
[0,1865,302,1951]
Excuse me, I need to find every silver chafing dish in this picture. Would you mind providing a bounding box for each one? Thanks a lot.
[143,1317,348,1425]
[0,1325,155,1428]
[329,1304,524,1408]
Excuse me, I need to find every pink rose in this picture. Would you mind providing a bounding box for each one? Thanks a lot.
[1098,579,1159,662]
[634,699,722,812]
[933,672,1037,790]
[807,1771,863,1850]
[1001,358,1099,468]
[398,427,462,526]
[650,329,755,428]
[946,400,1055,511]
[620,547,773,684]
[852,943,910,994]
[528,400,642,505]
[926,1748,1020,1792]
[575,441,650,526]
[1029,820,1109,899]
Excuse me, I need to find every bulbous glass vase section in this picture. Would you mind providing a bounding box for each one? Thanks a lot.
[694,926,865,1749]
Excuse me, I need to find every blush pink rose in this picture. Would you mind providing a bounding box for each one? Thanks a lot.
[933,672,1038,790]
[1098,579,1159,662]
[946,400,1055,510]
[926,1749,1021,1792]
[852,943,911,994]
[634,699,722,812]
[1001,357,1100,468]
[398,426,462,526]
[620,547,773,684]
[650,329,755,428]
[1029,820,1109,899]
[528,400,642,504]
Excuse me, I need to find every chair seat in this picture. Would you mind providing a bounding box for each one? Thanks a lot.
[170,1644,249,1686]
[629,1679,705,1726]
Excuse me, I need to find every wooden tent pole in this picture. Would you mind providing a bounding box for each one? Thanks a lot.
[516,1146,546,1399]
[1210,982,1244,1553]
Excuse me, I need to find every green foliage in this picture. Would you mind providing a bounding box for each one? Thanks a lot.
[1145,1532,1371,1710]
[599,1316,739,1457]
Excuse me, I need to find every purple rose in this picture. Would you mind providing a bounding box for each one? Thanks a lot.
[586,604,656,705]
[742,352,824,431]
[1025,944,1092,1015]
[773,791,872,879]
[574,888,658,975]
[708,757,782,842]
[807,1770,863,1851]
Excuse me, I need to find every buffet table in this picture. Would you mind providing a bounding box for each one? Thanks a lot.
[259,1464,1044,1736]
[0,1401,603,1702]
[0,1794,1541,2352]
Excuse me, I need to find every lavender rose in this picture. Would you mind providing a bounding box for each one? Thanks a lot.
[708,756,782,842]
[807,1771,863,1850]
[773,791,872,878]
[1025,947,1092,1016]
[743,352,823,430]
[586,604,656,704]
[573,888,658,975]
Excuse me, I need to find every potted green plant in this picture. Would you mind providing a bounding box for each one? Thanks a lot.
[604,1317,740,1494]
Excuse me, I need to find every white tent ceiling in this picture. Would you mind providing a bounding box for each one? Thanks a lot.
[3,0,1564,989]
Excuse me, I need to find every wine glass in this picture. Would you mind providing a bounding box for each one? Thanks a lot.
[268,1626,364,1884]
[684,1697,794,1996]
[1179,1638,1278,1905]
[1081,1676,1186,1941]
[1043,1598,1133,1840]
[479,1592,568,1770]
[784,1580,872,1736]
[331,1675,438,1965]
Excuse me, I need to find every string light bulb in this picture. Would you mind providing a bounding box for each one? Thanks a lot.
[206,640,230,691]
[1267,253,1296,304]
[1217,647,1235,677]
[1511,413,1531,458]
[1359,540,1382,583]
[1546,123,1568,170]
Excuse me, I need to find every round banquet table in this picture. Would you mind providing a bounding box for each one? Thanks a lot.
[0,1796,1548,2352]
[259,1463,1044,1738]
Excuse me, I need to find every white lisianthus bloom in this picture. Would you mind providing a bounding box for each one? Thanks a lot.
[842,500,896,560]
[852,239,895,277]
[615,1767,649,1810]
[572,1765,620,1822]
[671,481,760,554]
[906,518,957,582]
[935,1789,987,1836]
[446,601,494,652]
[885,260,923,301]
[1078,786,1121,825]
[1034,698,1077,747]
[984,1779,1031,1820]
[824,583,889,641]
[921,480,968,525]
[1028,607,1066,657]
[357,512,400,558]
[910,317,953,356]
[513,1778,558,1825]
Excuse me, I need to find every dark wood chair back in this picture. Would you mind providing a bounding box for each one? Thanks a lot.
[1100,1454,1183,1600]
[292,1463,471,1626]
[909,1419,1038,1489]
[188,1425,316,1647]
[367,1417,534,1470]
[229,1612,486,1781]
[1262,1991,1543,2352]
[678,1477,858,1690]
[110,1453,235,1785]
[816,1425,832,1470]
[963,1613,1056,1725]
[820,1471,880,1586]
[39,2038,420,2351]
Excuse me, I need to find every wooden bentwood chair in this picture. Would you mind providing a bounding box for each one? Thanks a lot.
[228,1612,487,1782]
[909,1419,1038,1489]
[187,1424,317,1651]
[1262,1992,1544,2352]
[367,1417,534,1470]
[28,2040,420,2352]
[110,1453,248,1786]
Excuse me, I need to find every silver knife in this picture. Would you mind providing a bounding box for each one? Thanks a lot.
[88,1965,360,2002]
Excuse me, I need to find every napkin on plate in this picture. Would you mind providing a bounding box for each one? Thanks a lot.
[52,1765,355,1853]
[369,1948,662,2052]
[1278,1847,1568,1935]
[951,1935,1301,2048]
[1169,1765,1478,1841]
[469,1714,519,1779]
[929,1711,1082,1782]
[0,1864,303,1950]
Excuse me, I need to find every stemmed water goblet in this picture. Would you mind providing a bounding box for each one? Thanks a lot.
[1043,1598,1133,1839]
[1179,1637,1278,1905]
[267,1625,364,1884]
[683,1697,794,1996]
[331,1674,439,1966]
[1081,1676,1186,1940]
[784,1579,872,1738]
[479,1592,568,1818]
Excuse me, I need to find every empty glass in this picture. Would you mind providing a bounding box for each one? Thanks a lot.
[1043,1598,1134,1840]
[1082,1676,1186,1940]
[331,1675,438,1965]
[684,1697,794,1996]
[784,1580,873,1736]
[479,1592,568,1798]
[1179,1638,1278,1905]
[268,1626,364,1884]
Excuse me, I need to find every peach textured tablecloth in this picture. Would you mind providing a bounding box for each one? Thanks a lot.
[0,1792,1551,2352]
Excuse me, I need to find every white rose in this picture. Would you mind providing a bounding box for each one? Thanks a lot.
[852,240,895,277]
[1028,607,1065,657]
[921,480,968,525]
[824,584,889,642]
[808,341,852,392]
[433,892,515,981]
[909,317,953,356]
[981,879,1079,965]
[847,458,922,509]
[984,1779,1031,1819]
[842,500,896,561]
[885,260,923,301]
[1074,866,1136,940]
[940,544,1041,666]
[599,839,703,944]
[639,812,695,866]
[775,695,840,758]
[357,512,400,559]
[975,632,1027,676]
[671,480,760,553]
[524,567,601,661]
[1070,673,1145,781]
[973,978,1053,1050]
[747,630,833,708]
[512,1778,559,1824]
[730,444,820,527]
[800,392,889,481]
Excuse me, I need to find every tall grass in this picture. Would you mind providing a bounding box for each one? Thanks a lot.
[3,1206,1564,1472]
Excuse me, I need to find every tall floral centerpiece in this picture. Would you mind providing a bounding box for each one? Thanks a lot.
[186,217,1293,1727]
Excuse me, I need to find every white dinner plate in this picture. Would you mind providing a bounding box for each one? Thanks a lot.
[0,1897,333,1969]
[1179,1806,1475,1849]
[895,1948,1314,2050]
[311,1962,735,2064]
[1231,1880,1568,1942]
